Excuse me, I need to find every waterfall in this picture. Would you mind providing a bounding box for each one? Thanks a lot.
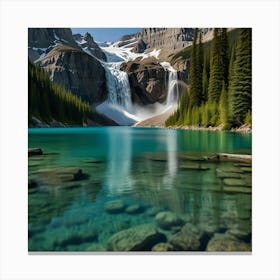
[160,62,180,107]
[166,71,180,106]
[103,62,133,113]
[96,41,182,125]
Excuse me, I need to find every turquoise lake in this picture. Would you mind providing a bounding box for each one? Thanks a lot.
[28,127,252,252]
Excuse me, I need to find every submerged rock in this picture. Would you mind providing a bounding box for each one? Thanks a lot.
[53,229,98,248]
[223,178,247,186]
[125,204,142,214]
[104,200,125,214]
[179,164,209,171]
[206,238,251,252]
[241,167,252,173]
[36,167,87,185]
[216,167,243,174]
[106,224,166,251]
[155,211,184,230]
[168,223,203,251]
[216,171,242,179]
[169,227,200,251]
[223,186,252,194]
[151,242,174,252]
[226,228,251,242]
[28,148,43,157]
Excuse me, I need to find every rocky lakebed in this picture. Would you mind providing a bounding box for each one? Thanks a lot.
[28,148,252,252]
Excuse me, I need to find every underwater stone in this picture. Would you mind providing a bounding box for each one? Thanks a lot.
[216,167,244,174]
[206,238,251,252]
[226,228,251,242]
[104,200,125,214]
[223,178,247,186]
[125,204,142,214]
[151,242,174,251]
[155,211,184,230]
[54,229,98,248]
[169,230,200,251]
[36,167,87,184]
[28,148,43,157]
[106,224,166,251]
[240,167,252,173]
[223,186,252,194]
[216,171,242,179]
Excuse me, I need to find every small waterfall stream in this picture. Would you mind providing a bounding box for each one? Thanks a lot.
[160,62,180,106]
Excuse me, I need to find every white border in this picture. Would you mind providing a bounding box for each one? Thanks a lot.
[1,0,280,279]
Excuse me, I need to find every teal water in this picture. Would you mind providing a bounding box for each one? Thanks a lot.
[28,127,252,252]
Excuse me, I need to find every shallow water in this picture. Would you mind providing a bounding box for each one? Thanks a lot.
[28,127,252,252]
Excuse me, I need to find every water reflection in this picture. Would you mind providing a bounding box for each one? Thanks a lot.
[28,128,252,251]
[105,128,133,195]
[163,129,178,187]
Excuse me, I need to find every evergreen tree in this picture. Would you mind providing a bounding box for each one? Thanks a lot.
[208,28,228,103]
[196,32,203,104]
[219,82,230,129]
[228,28,252,126]
[220,28,229,88]
[202,52,209,102]
[28,61,91,126]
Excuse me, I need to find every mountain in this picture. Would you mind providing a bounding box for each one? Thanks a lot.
[73,32,107,61]
[35,45,107,104]
[28,27,242,127]
[28,28,107,104]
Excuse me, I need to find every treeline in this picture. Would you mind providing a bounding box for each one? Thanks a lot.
[28,61,91,125]
[166,28,252,129]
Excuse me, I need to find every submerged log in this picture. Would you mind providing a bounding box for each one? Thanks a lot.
[217,153,252,163]
[28,148,43,157]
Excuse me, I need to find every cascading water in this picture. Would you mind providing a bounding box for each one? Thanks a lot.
[160,62,180,107]
[103,62,133,113]
[166,71,180,106]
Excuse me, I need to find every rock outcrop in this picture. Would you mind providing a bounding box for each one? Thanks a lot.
[28,28,78,49]
[73,32,107,61]
[120,57,168,105]
[28,28,78,61]
[35,45,107,104]
[136,28,194,52]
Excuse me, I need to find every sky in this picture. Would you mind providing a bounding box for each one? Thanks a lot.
[71,28,142,42]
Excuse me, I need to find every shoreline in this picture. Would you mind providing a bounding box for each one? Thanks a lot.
[135,123,252,133]
[165,124,252,133]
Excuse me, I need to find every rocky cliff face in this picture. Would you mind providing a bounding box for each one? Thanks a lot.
[120,57,168,105]
[73,32,107,61]
[28,28,78,61]
[35,45,107,104]
[29,28,108,104]
[136,28,194,51]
